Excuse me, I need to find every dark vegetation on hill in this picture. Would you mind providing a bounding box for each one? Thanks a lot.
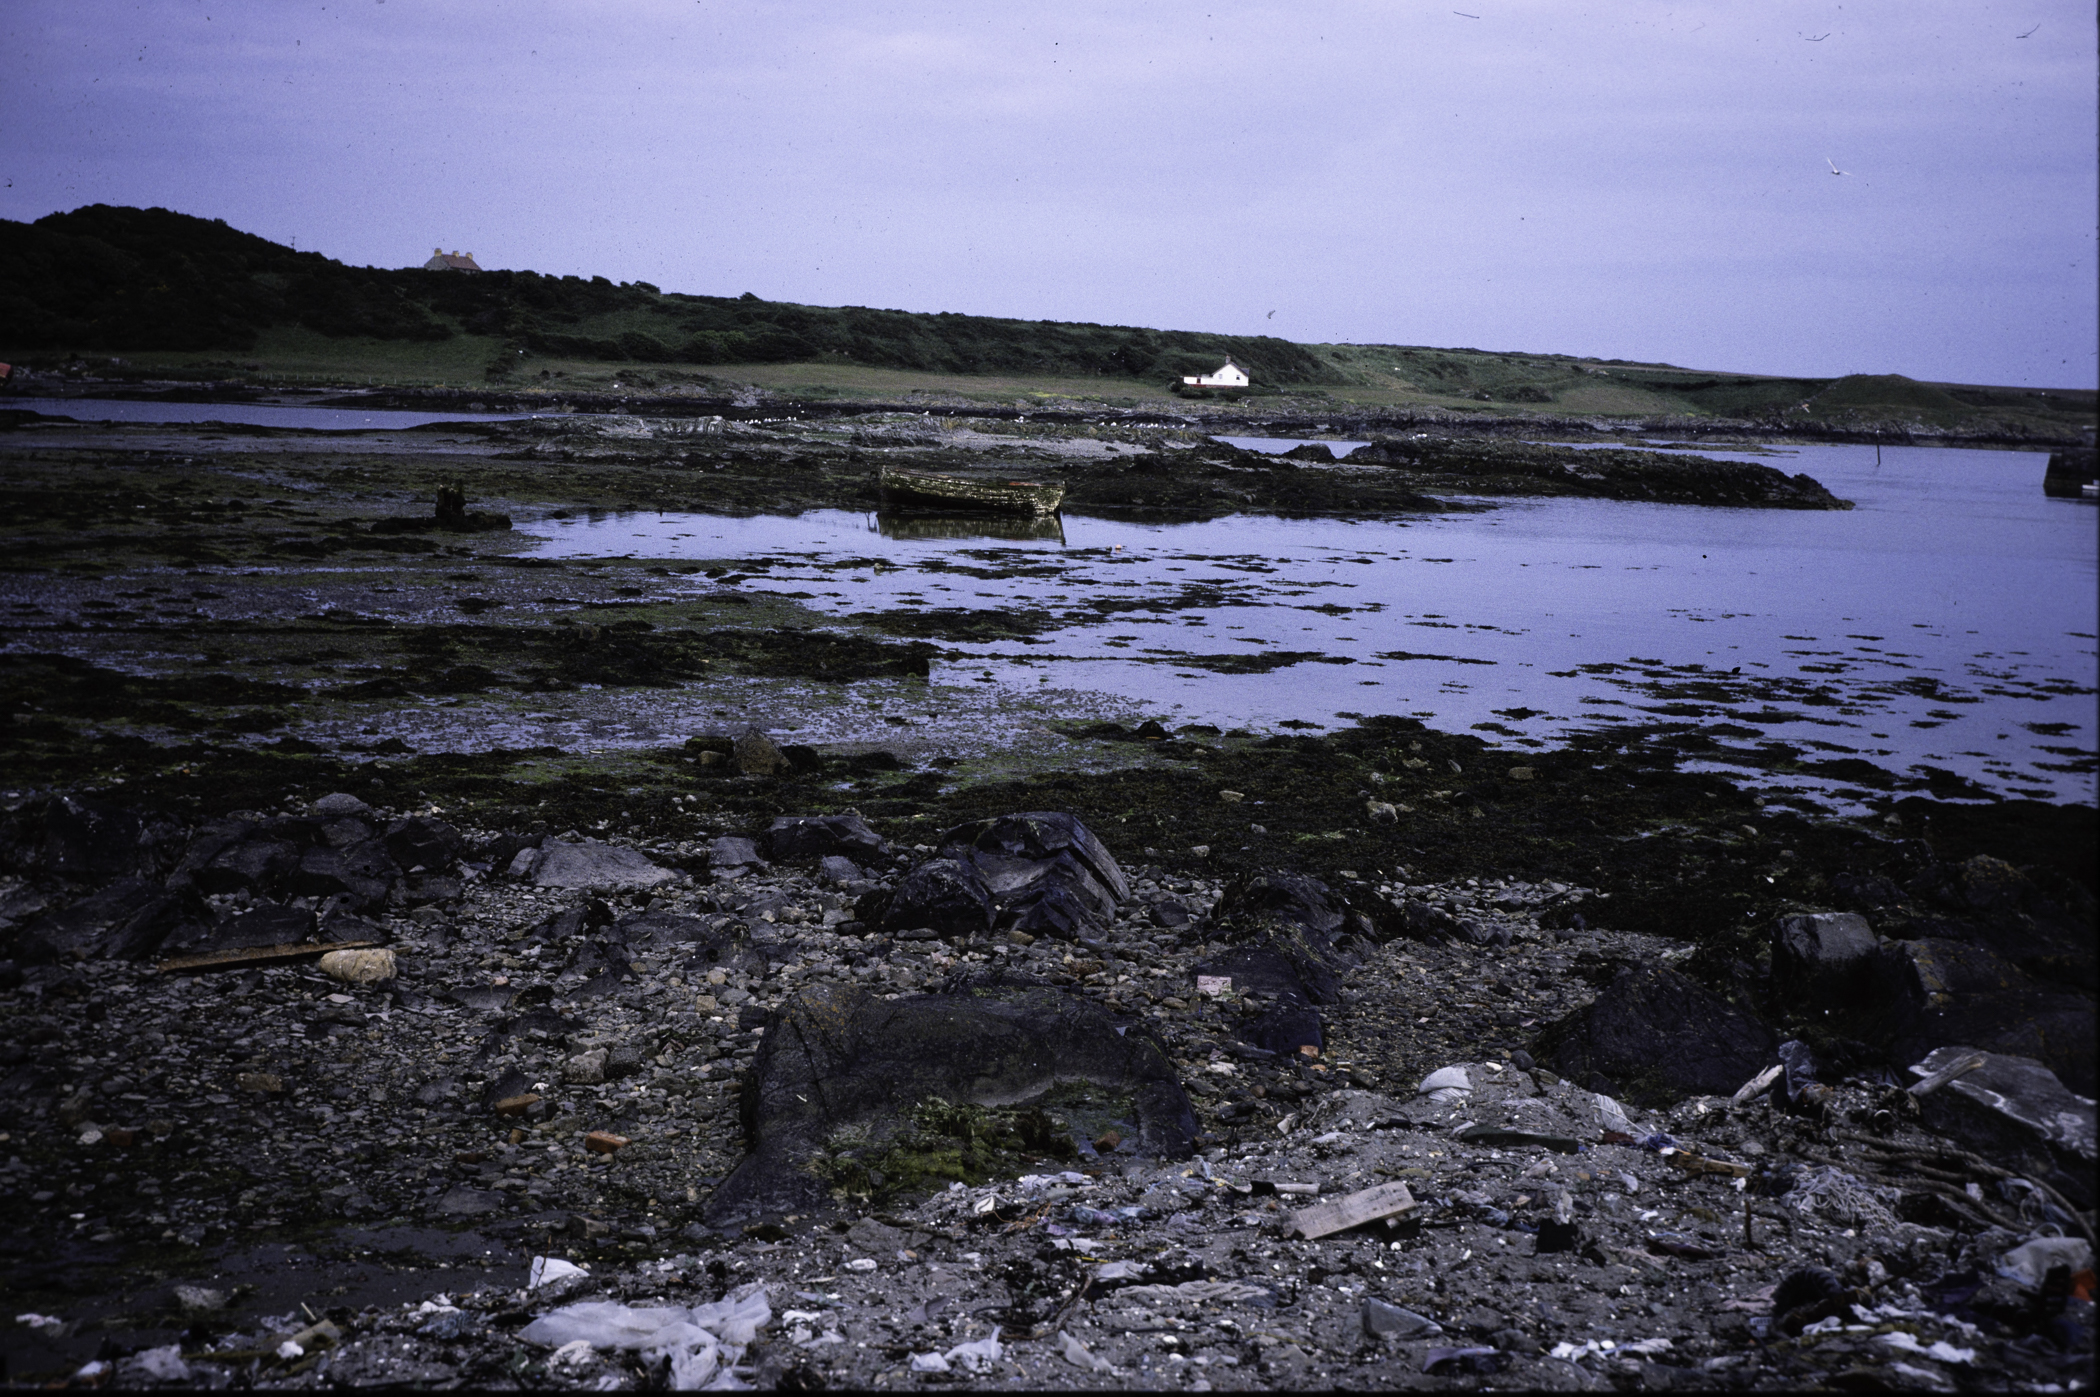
[4,206,2094,437]
[0,205,1327,385]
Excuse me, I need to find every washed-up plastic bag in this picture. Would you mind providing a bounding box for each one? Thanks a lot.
[521,1285,770,1392]
[527,1256,589,1289]
[1998,1236,2092,1290]
[943,1325,1003,1373]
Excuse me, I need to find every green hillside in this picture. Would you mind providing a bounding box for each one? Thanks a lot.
[2,204,2093,436]
[0,204,1325,386]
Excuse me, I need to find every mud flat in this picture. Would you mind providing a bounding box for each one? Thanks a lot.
[0,413,2092,1389]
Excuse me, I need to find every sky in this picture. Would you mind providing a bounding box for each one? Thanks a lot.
[5,1,2095,389]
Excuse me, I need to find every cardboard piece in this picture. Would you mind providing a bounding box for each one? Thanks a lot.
[1289,1180,1418,1239]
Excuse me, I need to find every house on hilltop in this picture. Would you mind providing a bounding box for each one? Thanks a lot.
[1181,359,1249,389]
[422,248,484,272]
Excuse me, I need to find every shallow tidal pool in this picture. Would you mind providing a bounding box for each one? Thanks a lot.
[521,443,2097,810]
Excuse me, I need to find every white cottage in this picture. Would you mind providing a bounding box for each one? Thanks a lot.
[1181,359,1250,389]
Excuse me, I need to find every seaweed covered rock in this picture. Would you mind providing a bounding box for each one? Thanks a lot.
[703,982,1196,1226]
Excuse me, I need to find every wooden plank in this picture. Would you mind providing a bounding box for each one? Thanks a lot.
[1289,1179,1418,1240]
[155,939,381,974]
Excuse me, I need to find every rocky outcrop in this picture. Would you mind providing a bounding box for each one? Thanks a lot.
[704,982,1196,1225]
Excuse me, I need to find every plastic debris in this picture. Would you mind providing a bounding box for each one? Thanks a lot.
[1592,1092,1634,1136]
[275,1340,305,1360]
[1998,1236,2093,1290]
[1730,1063,1783,1107]
[133,1345,191,1382]
[1058,1329,1114,1373]
[1879,1331,1977,1365]
[908,1351,952,1373]
[521,1284,770,1392]
[1785,1165,1900,1230]
[527,1256,589,1289]
[1457,1125,1582,1153]
[1363,1298,1444,1340]
[942,1326,1004,1373]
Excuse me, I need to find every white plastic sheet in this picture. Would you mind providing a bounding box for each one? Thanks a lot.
[521,1284,770,1392]
[1997,1235,2093,1290]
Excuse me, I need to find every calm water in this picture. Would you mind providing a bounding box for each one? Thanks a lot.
[523,443,2097,808]
[9,397,540,430]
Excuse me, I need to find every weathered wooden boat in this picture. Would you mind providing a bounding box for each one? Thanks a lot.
[879,463,1063,516]
[875,511,1066,543]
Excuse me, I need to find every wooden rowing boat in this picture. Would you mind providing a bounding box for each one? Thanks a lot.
[879,464,1063,516]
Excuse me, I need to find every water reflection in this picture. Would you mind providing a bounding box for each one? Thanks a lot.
[873,511,1067,543]
[517,444,2095,808]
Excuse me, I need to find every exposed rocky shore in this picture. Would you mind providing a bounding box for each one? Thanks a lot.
[0,406,2091,1390]
[0,773,2090,1390]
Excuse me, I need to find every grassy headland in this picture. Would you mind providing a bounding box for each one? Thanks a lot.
[3,204,2094,440]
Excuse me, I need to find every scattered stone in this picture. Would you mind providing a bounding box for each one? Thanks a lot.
[733,727,790,777]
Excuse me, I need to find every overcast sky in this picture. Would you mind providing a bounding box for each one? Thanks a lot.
[6,1,2094,388]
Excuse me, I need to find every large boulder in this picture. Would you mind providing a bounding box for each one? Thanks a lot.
[882,857,995,938]
[159,904,318,958]
[1771,911,1880,1014]
[193,837,301,898]
[1202,870,1363,1003]
[1863,852,2097,992]
[704,982,1196,1226]
[1909,1047,2096,1202]
[384,815,468,873]
[879,812,1128,942]
[287,839,400,909]
[1869,939,2094,1095]
[1534,964,1778,1105]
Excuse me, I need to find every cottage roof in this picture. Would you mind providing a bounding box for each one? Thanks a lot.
[422,248,484,272]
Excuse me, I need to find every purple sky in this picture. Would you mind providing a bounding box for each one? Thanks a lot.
[6,1,2094,388]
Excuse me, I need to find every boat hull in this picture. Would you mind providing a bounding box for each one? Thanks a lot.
[879,465,1063,516]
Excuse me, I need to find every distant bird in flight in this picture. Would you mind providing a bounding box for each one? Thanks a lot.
[1454,11,1479,18]
[1803,32,1829,41]
[1827,158,1848,176]
[1267,310,1275,319]
[2017,22,2040,37]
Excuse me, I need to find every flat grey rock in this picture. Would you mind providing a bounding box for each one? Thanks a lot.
[312,792,376,819]
[431,1185,506,1217]
[532,839,683,891]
